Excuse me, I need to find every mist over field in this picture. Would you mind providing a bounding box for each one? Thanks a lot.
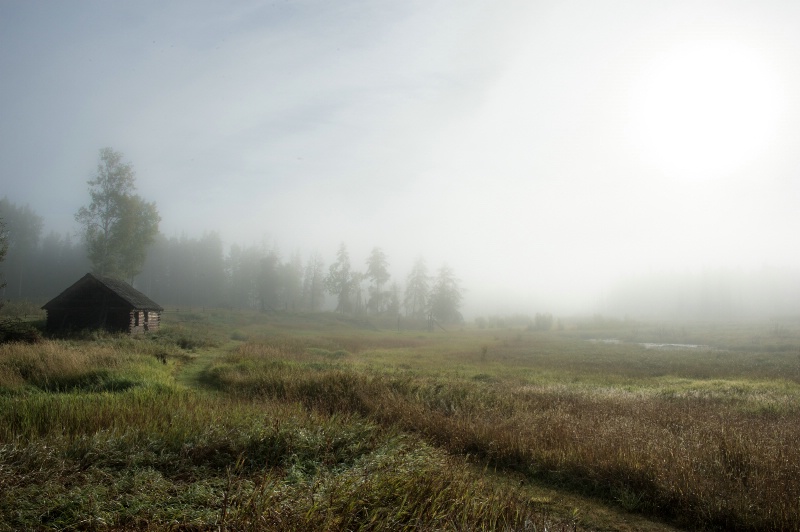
[3,0,800,320]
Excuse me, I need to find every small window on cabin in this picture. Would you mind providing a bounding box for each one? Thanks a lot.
[134,312,140,327]
[144,311,149,323]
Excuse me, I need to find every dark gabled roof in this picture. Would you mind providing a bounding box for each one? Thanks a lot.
[93,275,163,311]
[42,273,163,311]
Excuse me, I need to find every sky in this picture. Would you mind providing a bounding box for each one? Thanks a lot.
[2,0,800,316]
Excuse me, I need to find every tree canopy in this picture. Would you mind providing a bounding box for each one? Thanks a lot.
[302,253,326,312]
[325,243,354,313]
[428,264,463,324]
[404,257,430,319]
[75,148,160,281]
[365,247,390,314]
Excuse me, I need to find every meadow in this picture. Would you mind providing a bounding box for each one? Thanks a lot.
[1,309,799,531]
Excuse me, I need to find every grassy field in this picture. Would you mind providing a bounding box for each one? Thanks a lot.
[1,309,799,530]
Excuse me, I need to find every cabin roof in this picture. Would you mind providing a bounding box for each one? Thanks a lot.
[42,273,163,312]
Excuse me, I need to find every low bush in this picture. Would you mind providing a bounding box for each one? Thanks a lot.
[0,318,42,344]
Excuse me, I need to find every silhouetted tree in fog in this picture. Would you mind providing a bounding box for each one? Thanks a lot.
[258,250,281,311]
[138,234,170,302]
[116,196,160,280]
[351,271,366,315]
[227,244,262,309]
[428,264,463,324]
[365,246,390,315]
[0,198,43,298]
[278,251,304,311]
[303,253,325,311]
[75,148,159,281]
[386,282,401,317]
[0,201,89,302]
[138,232,226,308]
[404,257,429,318]
[325,243,354,313]
[196,232,226,307]
[34,231,89,299]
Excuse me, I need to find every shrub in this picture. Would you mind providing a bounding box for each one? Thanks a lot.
[0,318,42,344]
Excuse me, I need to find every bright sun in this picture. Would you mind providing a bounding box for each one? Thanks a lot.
[628,40,782,182]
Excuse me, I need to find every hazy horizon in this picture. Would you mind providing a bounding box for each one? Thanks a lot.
[3,1,800,318]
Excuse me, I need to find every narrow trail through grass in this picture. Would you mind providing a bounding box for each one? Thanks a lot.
[172,342,236,390]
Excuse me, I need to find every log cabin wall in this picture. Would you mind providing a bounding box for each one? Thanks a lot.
[129,310,161,335]
[146,311,161,333]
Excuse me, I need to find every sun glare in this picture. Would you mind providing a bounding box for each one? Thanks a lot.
[628,40,782,182]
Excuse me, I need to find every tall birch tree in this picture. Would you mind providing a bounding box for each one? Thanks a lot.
[75,148,160,281]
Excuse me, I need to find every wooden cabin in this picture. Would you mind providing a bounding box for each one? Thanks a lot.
[42,273,163,335]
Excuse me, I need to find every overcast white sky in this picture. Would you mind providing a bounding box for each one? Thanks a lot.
[3,0,800,315]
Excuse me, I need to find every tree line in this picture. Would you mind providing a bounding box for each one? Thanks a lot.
[0,148,464,323]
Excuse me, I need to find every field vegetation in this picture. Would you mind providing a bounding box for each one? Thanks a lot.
[1,309,799,530]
